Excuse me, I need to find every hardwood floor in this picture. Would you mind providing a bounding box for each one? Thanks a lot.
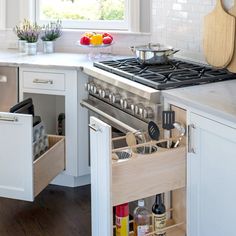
[0,185,91,236]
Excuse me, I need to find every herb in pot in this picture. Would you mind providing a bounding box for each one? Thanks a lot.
[41,20,62,41]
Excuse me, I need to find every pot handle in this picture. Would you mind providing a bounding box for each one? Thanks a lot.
[130,46,135,53]
[166,49,180,56]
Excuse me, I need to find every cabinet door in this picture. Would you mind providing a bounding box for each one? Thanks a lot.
[188,113,236,236]
[90,116,112,236]
[0,112,33,201]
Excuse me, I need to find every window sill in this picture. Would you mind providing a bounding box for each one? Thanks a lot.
[62,29,151,36]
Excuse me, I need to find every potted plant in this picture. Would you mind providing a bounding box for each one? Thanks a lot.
[41,20,62,53]
[14,19,41,55]
[13,19,29,53]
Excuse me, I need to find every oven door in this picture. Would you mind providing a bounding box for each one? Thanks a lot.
[81,95,148,134]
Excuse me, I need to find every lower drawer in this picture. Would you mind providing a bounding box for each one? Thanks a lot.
[0,112,65,201]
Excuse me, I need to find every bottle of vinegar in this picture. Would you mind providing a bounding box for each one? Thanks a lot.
[152,194,167,236]
[133,199,151,236]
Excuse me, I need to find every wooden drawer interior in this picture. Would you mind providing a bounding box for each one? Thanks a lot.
[34,135,65,197]
[112,143,186,206]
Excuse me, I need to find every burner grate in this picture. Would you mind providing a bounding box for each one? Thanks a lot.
[94,58,236,90]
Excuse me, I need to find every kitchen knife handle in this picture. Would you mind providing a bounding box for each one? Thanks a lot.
[188,124,196,154]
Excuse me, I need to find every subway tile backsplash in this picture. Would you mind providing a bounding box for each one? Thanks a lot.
[0,0,235,62]
[151,0,234,62]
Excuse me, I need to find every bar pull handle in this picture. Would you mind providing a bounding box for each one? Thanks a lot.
[188,124,196,154]
[89,124,101,132]
[0,116,18,122]
[0,75,7,83]
[33,79,53,84]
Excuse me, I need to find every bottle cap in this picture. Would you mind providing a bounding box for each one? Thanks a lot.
[116,203,129,217]
[138,199,145,207]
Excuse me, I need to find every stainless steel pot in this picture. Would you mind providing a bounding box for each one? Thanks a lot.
[130,43,179,65]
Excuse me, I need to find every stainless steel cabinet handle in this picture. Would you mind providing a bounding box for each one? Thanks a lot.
[33,79,53,84]
[0,116,18,122]
[188,124,196,154]
[0,75,7,83]
[89,124,101,132]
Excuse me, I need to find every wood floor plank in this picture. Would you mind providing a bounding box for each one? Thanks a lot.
[0,185,91,236]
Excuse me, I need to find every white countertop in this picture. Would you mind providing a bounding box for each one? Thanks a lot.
[163,80,236,124]
[1,49,236,124]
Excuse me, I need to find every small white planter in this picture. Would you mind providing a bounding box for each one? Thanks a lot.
[18,40,27,53]
[43,41,54,53]
[25,42,37,55]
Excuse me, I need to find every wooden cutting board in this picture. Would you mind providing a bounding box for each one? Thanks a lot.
[227,1,236,72]
[203,0,235,68]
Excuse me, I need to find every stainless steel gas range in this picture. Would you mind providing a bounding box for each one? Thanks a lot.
[81,57,236,134]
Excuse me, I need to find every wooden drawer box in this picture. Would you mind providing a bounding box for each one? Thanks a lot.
[34,135,65,197]
[112,145,186,206]
[0,112,65,201]
[22,71,65,92]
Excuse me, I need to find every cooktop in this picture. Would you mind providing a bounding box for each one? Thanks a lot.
[94,58,236,90]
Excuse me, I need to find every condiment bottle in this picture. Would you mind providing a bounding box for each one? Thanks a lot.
[133,199,151,236]
[116,203,129,236]
[152,194,167,236]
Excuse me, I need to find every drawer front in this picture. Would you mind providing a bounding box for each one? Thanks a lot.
[23,71,65,91]
[112,146,186,206]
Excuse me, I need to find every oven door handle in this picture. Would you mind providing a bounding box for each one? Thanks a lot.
[81,100,137,133]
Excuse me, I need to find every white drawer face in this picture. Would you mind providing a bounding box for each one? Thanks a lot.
[23,71,65,91]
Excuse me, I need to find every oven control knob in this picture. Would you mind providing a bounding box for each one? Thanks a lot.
[134,103,144,115]
[89,83,95,93]
[85,82,93,91]
[130,103,135,113]
[109,93,121,104]
[123,98,134,109]
[93,85,101,95]
[99,89,110,98]
[143,107,154,119]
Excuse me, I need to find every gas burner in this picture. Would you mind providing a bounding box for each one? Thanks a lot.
[94,58,236,90]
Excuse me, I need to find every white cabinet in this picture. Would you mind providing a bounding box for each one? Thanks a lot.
[188,112,236,236]
[0,67,90,201]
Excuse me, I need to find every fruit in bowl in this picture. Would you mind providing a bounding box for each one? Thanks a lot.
[80,32,113,46]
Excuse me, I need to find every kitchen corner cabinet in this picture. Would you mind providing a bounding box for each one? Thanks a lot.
[0,67,90,201]
[188,112,236,236]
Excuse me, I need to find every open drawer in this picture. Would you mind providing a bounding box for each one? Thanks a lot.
[89,116,186,236]
[0,112,65,201]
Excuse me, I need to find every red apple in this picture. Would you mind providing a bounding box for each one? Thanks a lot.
[103,36,113,45]
[102,32,113,41]
[80,36,90,45]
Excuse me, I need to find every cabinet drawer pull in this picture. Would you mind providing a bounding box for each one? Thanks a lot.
[0,75,7,83]
[0,116,18,122]
[188,124,196,154]
[33,79,53,84]
[89,124,101,132]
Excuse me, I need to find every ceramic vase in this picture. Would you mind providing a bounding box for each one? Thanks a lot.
[25,42,37,55]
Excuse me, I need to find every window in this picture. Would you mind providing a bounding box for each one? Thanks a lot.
[0,0,6,29]
[35,0,138,31]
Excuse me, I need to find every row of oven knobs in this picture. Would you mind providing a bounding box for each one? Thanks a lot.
[86,83,154,119]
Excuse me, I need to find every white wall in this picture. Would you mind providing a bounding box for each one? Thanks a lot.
[0,0,235,61]
[151,0,234,61]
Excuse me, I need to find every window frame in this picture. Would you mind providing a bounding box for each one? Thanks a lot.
[34,0,140,32]
[0,0,6,29]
